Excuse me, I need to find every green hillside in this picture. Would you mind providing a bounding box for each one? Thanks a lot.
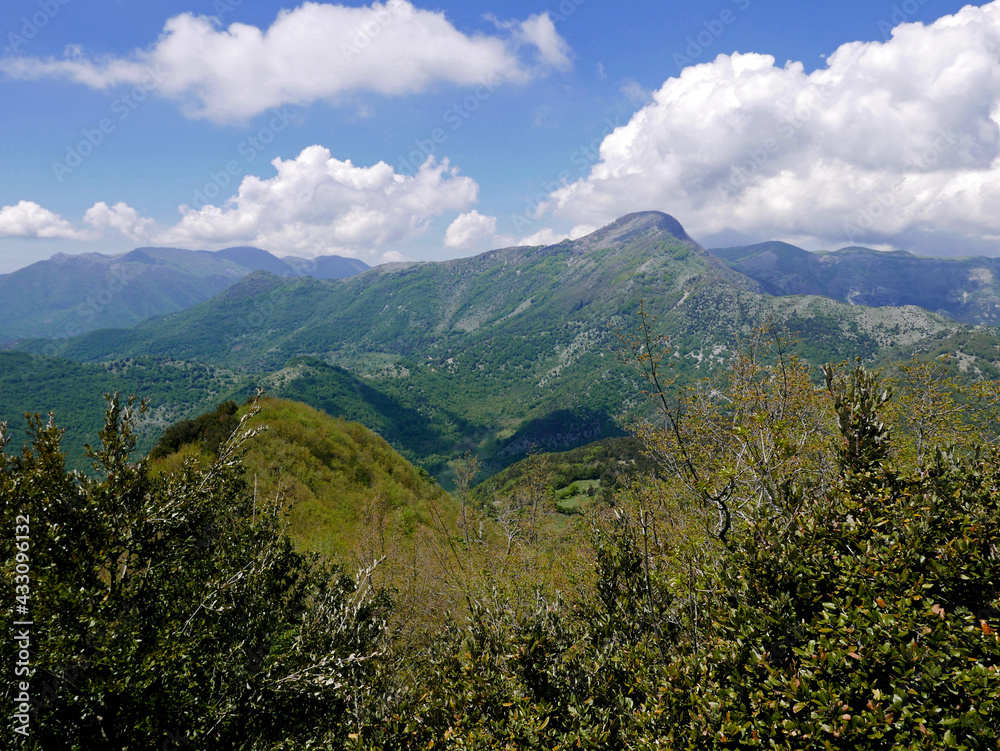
[259,357,476,471]
[0,351,254,471]
[149,397,456,559]
[473,435,658,513]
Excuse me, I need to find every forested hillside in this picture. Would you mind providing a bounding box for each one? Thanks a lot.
[0,246,368,343]
[148,396,455,558]
[4,332,997,749]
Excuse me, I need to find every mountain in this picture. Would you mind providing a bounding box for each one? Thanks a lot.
[710,241,1000,325]
[11,211,981,477]
[0,245,369,343]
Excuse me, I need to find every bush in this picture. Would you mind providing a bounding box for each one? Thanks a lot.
[1,395,391,750]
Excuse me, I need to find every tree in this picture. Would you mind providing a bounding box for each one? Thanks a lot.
[614,307,837,544]
[450,451,482,548]
[687,363,1000,748]
[884,356,983,467]
[386,358,999,750]
[1,395,390,750]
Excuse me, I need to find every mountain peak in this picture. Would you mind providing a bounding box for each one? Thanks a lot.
[583,211,694,248]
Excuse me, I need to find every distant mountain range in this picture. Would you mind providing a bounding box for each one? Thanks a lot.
[711,241,1000,325]
[11,211,999,478]
[0,246,369,343]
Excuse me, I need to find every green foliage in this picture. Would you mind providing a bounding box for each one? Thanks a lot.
[0,352,254,472]
[149,397,455,559]
[384,362,999,749]
[701,446,1000,749]
[265,357,471,474]
[690,368,1000,748]
[1,395,391,750]
[476,436,656,509]
[824,362,893,475]
[149,399,240,459]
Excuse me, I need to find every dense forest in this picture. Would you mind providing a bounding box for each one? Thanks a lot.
[2,322,998,749]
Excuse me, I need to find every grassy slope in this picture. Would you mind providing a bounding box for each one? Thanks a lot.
[150,397,456,559]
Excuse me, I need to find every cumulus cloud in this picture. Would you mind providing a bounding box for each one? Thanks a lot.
[94,146,478,263]
[517,228,567,246]
[539,1,1000,253]
[0,1,572,123]
[444,210,497,249]
[84,201,157,240]
[0,201,90,240]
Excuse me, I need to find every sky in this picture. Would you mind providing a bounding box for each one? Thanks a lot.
[0,0,996,273]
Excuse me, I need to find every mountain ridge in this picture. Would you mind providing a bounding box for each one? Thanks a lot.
[0,245,369,343]
[710,240,1000,324]
[10,211,985,478]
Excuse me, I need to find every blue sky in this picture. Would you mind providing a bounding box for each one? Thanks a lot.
[0,0,992,272]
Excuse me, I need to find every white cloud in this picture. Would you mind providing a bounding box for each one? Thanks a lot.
[0,1,572,123]
[517,228,568,246]
[96,146,478,263]
[513,13,573,71]
[444,210,497,249]
[0,201,90,240]
[84,201,157,240]
[516,223,595,247]
[539,1,1000,253]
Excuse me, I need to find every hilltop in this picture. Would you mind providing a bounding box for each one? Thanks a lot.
[149,397,455,559]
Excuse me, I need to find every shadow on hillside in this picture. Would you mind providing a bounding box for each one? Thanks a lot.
[274,358,474,467]
[496,408,625,466]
